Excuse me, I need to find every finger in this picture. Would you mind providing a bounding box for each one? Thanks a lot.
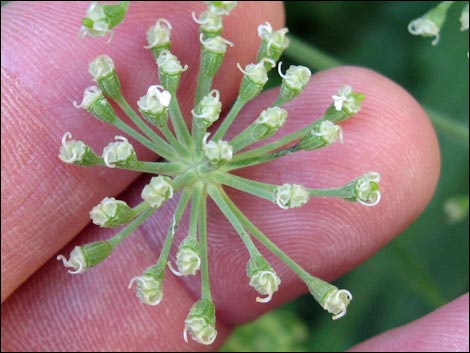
[0,1,285,302]
[201,65,441,324]
[349,294,469,352]
[1,66,440,351]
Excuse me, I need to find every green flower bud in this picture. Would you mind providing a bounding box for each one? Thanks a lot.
[128,264,165,306]
[408,1,453,46]
[332,85,363,115]
[322,288,353,320]
[323,86,365,123]
[275,183,309,209]
[141,176,174,208]
[237,58,275,102]
[168,237,201,276]
[352,172,381,207]
[192,90,222,128]
[74,86,117,123]
[307,276,353,321]
[57,241,113,274]
[192,10,223,38]
[204,1,237,16]
[79,1,129,39]
[247,255,281,303]
[202,133,233,166]
[252,107,287,140]
[297,120,343,151]
[137,85,171,128]
[257,22,289,63]
[200,34,234,77]
[145,18,172,60]
[157,50,188,93]
[277,63,311,104]
[90,197,135,228]
[59,132,100,166]
[102,136,136,168]
[89,55,121,99]
[184,299,217,345]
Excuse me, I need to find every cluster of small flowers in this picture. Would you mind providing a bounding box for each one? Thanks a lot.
[57,1,381,346]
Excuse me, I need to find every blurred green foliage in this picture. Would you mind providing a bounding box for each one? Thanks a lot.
[221,2,469,351]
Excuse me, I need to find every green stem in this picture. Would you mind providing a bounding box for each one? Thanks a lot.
[218,188,312,283]
[156,188,192,267]
[198,187,211,301]
[212,96,246,141]
[230,125,256,152]
[230,121,317,165]
[160,124,190,157]
[169,94,194,148]
[425,107,469,148]
[212,171,275,202]
[115,96,178,153]
[132,201,151,215]
[208,185,260,257]
[194,66,213,107]
[308,186,355,200]
[97,160,186,176]
[188,183,204,240]
[108,207,155,248]
[194,124,207,157]
[113,119,178,161]
[284,35,342,72]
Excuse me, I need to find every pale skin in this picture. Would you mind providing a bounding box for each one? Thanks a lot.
[1,1,468,351]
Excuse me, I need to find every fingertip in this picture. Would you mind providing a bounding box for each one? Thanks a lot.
[349,293,469,352]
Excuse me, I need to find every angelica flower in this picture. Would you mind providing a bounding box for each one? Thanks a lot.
[141,176,174,208]
[247,255,281,303]
[59,132,95,165]
[169,238,201,276]
[252,107,288,140]
[192,10,223,37]
[90,197,135,228]
[102,136,136,168]
[138,85,171,127]
[79,1,129,39]
[408,1,453,46]
[145,18,172,51]
[257,22,289,62]
[298,120,343,151]
[322,288,353,320]
[192,90,222,128]
[57,241,113,274]
[332,85,362,115]
[237,58,276,101]
[129,265,164,306]
[204,1,237,16]
[354,172,381,206]
[202,133,233,165]
[184,299,217,345]
[275,184,309,209]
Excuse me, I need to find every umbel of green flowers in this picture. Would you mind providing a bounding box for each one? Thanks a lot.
[58,1,380,346]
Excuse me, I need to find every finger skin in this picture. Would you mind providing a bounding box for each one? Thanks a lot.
[349,293,469,352]
[0,1,285,302]
[1,66,440,351]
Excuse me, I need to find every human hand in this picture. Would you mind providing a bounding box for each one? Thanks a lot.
[1,1,468,351]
